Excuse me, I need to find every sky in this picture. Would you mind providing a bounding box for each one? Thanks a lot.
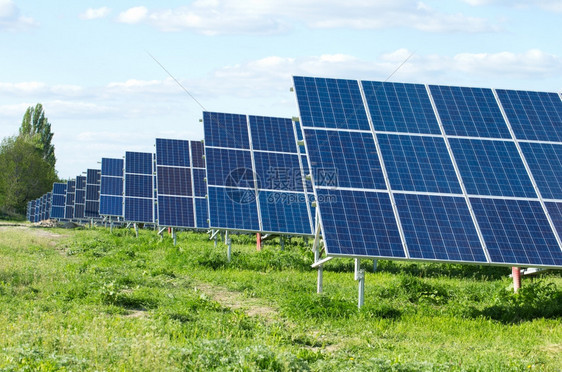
[0,0,561,179]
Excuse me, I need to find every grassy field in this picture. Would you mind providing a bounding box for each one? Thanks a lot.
[0,222,561,371]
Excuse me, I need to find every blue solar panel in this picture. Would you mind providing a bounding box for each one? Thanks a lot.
[294,76,562,268]
[156,138,190,167]
[253,152,303,191]
[100,158,123,217]
[192,168,206,197]
[157,195,194,227]
[191,141,205,168]
[259,191,311,234]
[124,152,154,223]
[203,111,249,149]
[429,85,510,138]
[101,158,123,177]
[395,194,487,262]
[496,89,562,142]
[125,152,153,175]
[74,175,86,219]
[205,148,254,188]
[519,142,562,200]
[304,129,385,189]
[378,134,462,194]
[156,167,191,196]
[315,189,404,257]
[195,198,209,228]
[471,198,562,266]
[204,112,314,234]
[293,76,370,130]
[450,138,536,197]
[362,81,440,134]
[250,116,297,153]
[85,169,101,218]
[207,186,259,231]
[65,180,75,219]
[50,182,67,219]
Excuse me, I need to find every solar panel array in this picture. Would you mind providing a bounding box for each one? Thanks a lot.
[100,158,124,217]
[85,169,101,218]
[155,138,208,229]
[65,180,76,219]
[293,76,562,268]
[50,182,67,219]
[124,152,154,223]
[204,112,314,235]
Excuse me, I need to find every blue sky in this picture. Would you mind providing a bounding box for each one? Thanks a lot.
[1,0,561,178]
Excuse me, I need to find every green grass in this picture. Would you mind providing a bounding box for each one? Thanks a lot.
[0,225,561,371]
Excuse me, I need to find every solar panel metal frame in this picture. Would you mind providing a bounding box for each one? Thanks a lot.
[155,138,208,229]
[293,76,562,268]
[203,112,315,235]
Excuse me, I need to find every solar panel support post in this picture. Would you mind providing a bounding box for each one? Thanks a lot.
[373,259,378,273]
[226,231,232,263]
[512,267,521,293]
[312,218,323,294]
[280,237,284,251]
[172,228,177,246]
[256,233,262,251]
[355,259,365,309]
[134,223,139,238]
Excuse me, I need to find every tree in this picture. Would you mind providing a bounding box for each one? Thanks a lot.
[0,136,57,216]
[19,103,56,169]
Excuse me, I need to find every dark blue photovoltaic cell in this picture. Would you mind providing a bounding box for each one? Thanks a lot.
[66,192,75,205]
[99,195,122,216]
[124,197,153,223]
[156,167,191,196]
[74,205,85,218]
[293,76,370,130]
[125,152,153,175]
[157,195,194,227]
[85,200,100,218]
[101,158,124,177]
[65,206,74,219]
[125,174,153,198]
[76,176,86,189]
[51,206,64,219]
[430,85,510,138]
[52,195,65,207]
[101,176,123,196]
[450,138,536,198]
[191,141,205,168]
[250,116,297,153]
[207,186,259,231]
[395,194,487,262]
[362,81,440,134]
[471,198,562,266]
[205,148,254,188]
[496,89,562,142]
[253,152,303,191]
[316,188,404,257]
[75,190,85,204]
[86,185,99,201]
[378,134,462,194]
[53,183,66,195]
[195,198,209,228]
[87,169,101,184]
[66,180,75,193]
[304,129,385,189]
[520,142,562,200]
[156,138,190,167]
[259,191,312,234]
[192,168,206,197]
[204,112,249,149]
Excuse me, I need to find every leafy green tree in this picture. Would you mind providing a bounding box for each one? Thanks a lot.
[19,103,56,169]
[0,136,57,216]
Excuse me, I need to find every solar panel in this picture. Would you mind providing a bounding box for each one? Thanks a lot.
[74,176,86,219]
[85,169,101,218]
[50,182,67,219]
[204,112,314,235]
[100,158,124,217]
[293,76,562,268]
[26,201,32,222]
[155,138,208,229]
[124,152,154,223]
[65,180,76,219]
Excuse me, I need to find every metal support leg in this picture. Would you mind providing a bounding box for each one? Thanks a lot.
[134,223,139,238]
[280,236,284,251]
[110,221,114,234]
[172,228,176,246]
[373,259,378,273]
[512,267,521,293]
[355,258,365,309]
[226,232,232,263]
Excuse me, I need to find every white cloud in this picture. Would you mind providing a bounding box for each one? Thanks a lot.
[463,0,562,12]
[0,0,37,31]
[79,7,111,20]
[117,6,148,24]
[115,0,497,34]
